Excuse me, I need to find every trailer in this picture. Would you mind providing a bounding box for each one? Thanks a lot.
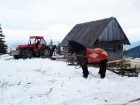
[107,59,139,77]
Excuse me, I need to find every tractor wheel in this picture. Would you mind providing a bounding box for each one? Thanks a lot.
[40,47,51,57]
[44,48,51,56]
[25,50,33,59]
[20,50,33,59]
[14,55,19,59]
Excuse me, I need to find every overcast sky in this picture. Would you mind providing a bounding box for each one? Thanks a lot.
[0,0,140,43]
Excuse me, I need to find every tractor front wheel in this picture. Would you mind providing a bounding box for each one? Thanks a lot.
[14,55,19,59]
[20,50,33,59]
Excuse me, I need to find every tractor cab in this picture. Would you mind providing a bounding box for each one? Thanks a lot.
[28,36,47,51]
[29,36,47,45]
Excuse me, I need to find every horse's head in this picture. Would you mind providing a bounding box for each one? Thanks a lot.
[68,40,75,54]
[68,40,86,54]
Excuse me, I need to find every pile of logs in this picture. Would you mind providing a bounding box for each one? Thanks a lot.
[107,59,139,77]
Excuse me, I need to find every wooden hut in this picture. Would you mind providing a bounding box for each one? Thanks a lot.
[61,17,130,61]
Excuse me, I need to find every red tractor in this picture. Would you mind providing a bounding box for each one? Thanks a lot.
[10,36,56,59]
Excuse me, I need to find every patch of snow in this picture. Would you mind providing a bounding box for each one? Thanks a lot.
[0,54,140,105]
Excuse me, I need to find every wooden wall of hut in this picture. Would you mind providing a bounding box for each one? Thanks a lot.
[94,40,123,61]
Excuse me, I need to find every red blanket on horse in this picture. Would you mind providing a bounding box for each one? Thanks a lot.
[86,48,109,63]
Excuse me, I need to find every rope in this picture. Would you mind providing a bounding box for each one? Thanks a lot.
[75,58,87,69]
[122,98,140,105]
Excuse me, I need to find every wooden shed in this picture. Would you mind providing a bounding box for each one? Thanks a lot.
[61,17,130,61]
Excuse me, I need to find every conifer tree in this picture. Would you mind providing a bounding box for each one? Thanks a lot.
[49,39,53,46]
[0,24,7,54]
[56,42,61,55]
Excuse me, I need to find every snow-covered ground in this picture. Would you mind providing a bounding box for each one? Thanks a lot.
[0,54,140,105]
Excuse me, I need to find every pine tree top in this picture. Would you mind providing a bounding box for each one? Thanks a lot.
[0,24,5,37]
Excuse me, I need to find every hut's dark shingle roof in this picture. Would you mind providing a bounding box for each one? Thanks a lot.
[61,17,130,47]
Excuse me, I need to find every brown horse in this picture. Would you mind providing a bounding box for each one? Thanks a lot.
[68,40,108,79]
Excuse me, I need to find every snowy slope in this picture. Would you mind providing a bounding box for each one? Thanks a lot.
[124,41,140,51]
[0,55,140,105]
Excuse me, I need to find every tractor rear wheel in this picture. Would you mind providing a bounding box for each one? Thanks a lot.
[40,47,51,57]
[44,48,51,56]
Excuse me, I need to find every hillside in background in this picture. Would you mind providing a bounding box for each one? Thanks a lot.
[124,41,140,51]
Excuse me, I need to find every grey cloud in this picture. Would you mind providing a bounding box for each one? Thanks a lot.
[0,0,140,42]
